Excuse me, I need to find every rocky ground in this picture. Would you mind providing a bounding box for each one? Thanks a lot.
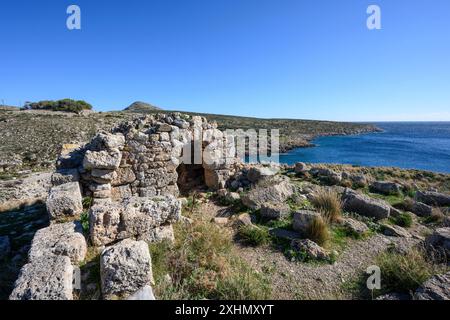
[0,108,378,176]
[0,111,449,300]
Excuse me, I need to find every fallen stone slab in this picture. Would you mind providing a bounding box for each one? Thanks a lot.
[261,202,290,220]
[416,191,450,207]
[51,168,80,186]
[292,210,322,236]
[370,181,402,195]
[46,182,83,219]
[247,166,278,183]
[28,221,87,264]
[341,218,369,236]
[242,176,294,210]
[291,239,329,260]
[342,189,390,220]
[269,228,300,241]
[425,227,450,255]
[100,239,154,299]
[9,255,74,300]
[415,272,450,300]
[382,224,412,238]
[411,201,433,217]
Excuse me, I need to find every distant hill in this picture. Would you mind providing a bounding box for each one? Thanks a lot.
[124,101,162,113]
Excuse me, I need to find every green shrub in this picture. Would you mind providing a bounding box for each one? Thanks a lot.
[392,212,413,228]
[238,225,271,246]
[80,210,89,234]
[23,99,92,113]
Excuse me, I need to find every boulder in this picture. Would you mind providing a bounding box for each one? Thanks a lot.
[242,176,294,210]
[342,189,390,220]
[311,168,342,185]
[28,221,87,264]
[141,224,175,243]
[261,202,291,220]
[370,181,402,195]
[411,201,433,217]
[382,224,412,238]
[100,239,153,299]
[415,272,450,300]
[46,182,83,219]
[118,196,181,241]
[83,149,122,170]
[294,162,308,174]
[204,169,230,190]
[291,239,329,260]
[51,169,80,186]
[341,218,369,236]
[111,167,136,186]
[292,210,322,236]
[425,228,450,255]
[0,235,11,260]
[247,166,278,183]
[89,201,122,246]
[269,228,300,241]
[92,132,125,150]
[416,191,450,207]
[233,213,253,228]
[9,255,74,300]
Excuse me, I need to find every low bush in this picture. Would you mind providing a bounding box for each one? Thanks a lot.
[391,212,413,228]
[238,225,271,246]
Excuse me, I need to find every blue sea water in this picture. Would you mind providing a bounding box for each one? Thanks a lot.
[279,122,450,174]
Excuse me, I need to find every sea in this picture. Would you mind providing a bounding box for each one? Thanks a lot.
[279,122,450,174]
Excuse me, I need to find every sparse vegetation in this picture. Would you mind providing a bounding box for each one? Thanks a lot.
[375,247,447,294]
[390,212,413,228]
[148,218,271,300]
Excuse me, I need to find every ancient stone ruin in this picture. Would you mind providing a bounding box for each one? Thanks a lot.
[10,113,239,300]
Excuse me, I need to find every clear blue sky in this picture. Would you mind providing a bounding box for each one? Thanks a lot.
[1,0,449,121]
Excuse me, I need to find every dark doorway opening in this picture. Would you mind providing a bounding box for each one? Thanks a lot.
[176,163,206,195]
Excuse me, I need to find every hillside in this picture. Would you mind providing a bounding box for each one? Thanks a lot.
[124,101,162,113]
[0,108,378,177]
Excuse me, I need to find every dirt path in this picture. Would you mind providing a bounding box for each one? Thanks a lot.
[199,200,418,300]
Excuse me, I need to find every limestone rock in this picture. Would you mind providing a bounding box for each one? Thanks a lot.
[261,202,290,220]
[9,255,74,300]
[242,176,294,210]
[28,221,87,264]
[425,228,450,255]
[83,149,122,170]
[382,224,411,238]
[294,162,308,174]
[342,189,390,220]
[370,181,402,195]
[92,132,125,150]
[111,167,136,186]
[100,239,153,299]
[89,201,122,246]
[233,213,253,228]
[411,201,433,217]
[341,218,369,236]
[292,210,322,236]
[415,272,450,300]
[291,239,329,260]
[51,169,80,186]
[140,224,175,243]
[46,182,83,219]
[416,191,450,207]
[247,166,278,183]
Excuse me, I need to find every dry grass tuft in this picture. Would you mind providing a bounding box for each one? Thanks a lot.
[311,189,343,224]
